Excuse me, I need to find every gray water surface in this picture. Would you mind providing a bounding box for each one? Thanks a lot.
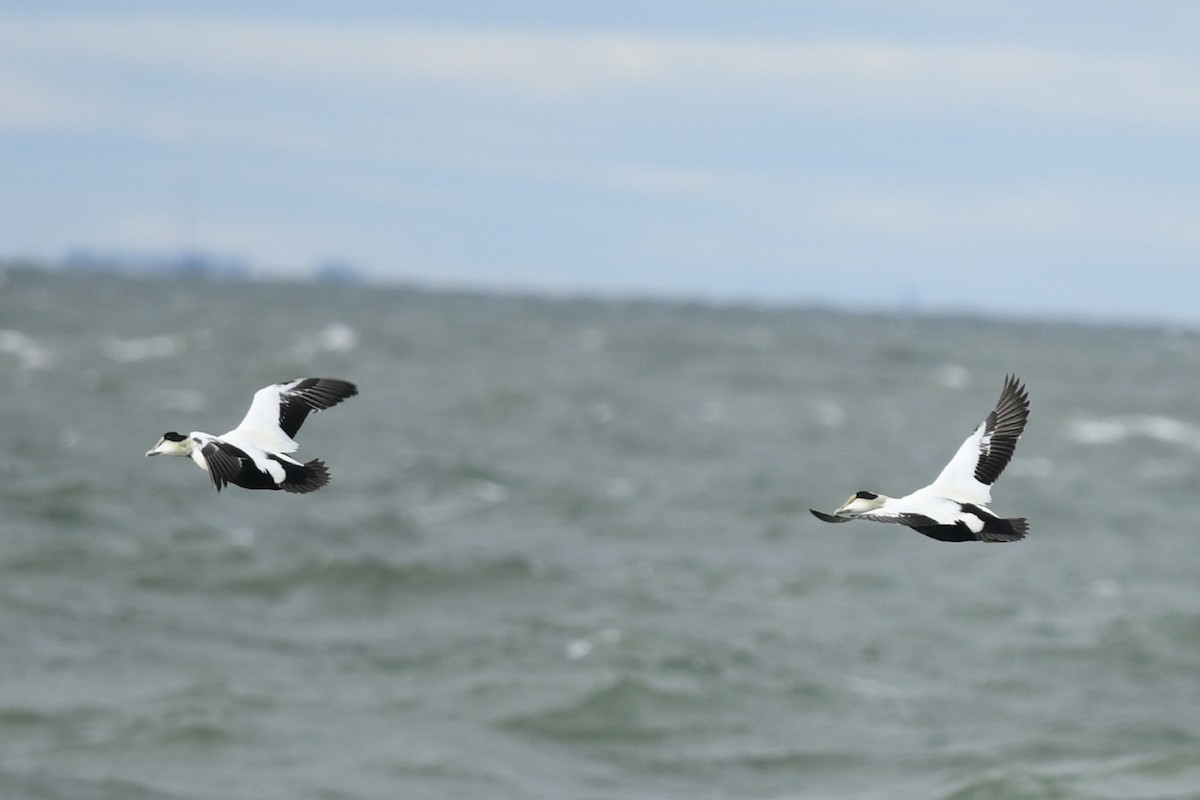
[2,269,1199,799]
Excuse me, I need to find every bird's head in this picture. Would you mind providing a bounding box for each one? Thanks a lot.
[145,431,194,457]
[835,490,886,518]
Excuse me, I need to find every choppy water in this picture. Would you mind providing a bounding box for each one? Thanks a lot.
[2,268,1200,800]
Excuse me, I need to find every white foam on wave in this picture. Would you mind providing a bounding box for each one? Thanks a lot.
[936,363,971,390]
[1067,414,1200,450]
[475,480,509,504]
[813,400,845,428]
[290,323,357,358]
[1007,455,1054,479]
[565,627,621,661]
[103,334,183,362]
[0,329,57,370]
[153,388,206,413]
[846,675,909,701]
[604,477,637,499]
[1090,578,1122,599]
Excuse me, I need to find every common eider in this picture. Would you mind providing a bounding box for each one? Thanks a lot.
[145,378,358,493]
[810,374,1030,542]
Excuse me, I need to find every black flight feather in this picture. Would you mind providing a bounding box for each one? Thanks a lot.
[973,374,1030,486]
[201,440,250,492]
[276,378,359,439]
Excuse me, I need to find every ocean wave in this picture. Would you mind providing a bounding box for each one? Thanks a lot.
[148,388,207,413]
[213,553,546,602]
[102,334,184,363]
[936,773,1079,800]
[1120,747,1200,777]
[937,745,1200,800]
[716,747,864,773]
[499,676,722,742]
[0,476,94,503]
[0,772,179,800]
[0,478,104,528]
[1066,414,1200,449]
[0,329,56,370]
[289,322,357,358]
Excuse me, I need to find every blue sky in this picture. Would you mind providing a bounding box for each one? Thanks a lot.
[3,2,1200,322]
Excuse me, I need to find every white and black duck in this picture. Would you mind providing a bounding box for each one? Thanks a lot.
[811,375,1031,542]
[146,378,358,494]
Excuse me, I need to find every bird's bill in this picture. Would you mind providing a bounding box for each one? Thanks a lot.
[831,497,861,517]
[810,509,852,524]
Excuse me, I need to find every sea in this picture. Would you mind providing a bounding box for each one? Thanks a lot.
[1,267,1199,800]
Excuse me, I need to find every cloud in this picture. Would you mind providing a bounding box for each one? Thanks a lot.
[1,9,1197,320]
[2,13,1200,134]
[0,70,78,130]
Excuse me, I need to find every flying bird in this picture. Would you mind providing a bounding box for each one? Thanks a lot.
[811,375,1030,542]
[146,378,358,493]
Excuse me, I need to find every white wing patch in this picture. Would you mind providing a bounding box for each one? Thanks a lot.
[223,378,359,455]
[929,421,992,503]
[927,375,1029,505]
[224,380,303,454]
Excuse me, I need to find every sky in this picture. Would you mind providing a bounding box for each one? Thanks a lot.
[2,2,1200,323]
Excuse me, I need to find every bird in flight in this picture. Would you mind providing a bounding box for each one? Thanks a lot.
[146,378,358,493]
[811,375,1030,542]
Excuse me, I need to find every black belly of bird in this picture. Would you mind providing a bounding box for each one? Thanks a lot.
[227,458,284,491]
[911,521,980,542]
[223,453,330,493]
[910,502,1028,543]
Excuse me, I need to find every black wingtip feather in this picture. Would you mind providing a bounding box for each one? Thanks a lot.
[279,459,331,494]
[979,517,1028,543]
[973,374,1031,486]
[276,378,358,439]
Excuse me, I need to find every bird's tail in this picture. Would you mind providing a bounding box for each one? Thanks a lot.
[279,459,331,494]
[980,517,1028,543]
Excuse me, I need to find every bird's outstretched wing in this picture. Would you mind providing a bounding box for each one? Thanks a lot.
[928,374,1029,501]
[227,378,358,453]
